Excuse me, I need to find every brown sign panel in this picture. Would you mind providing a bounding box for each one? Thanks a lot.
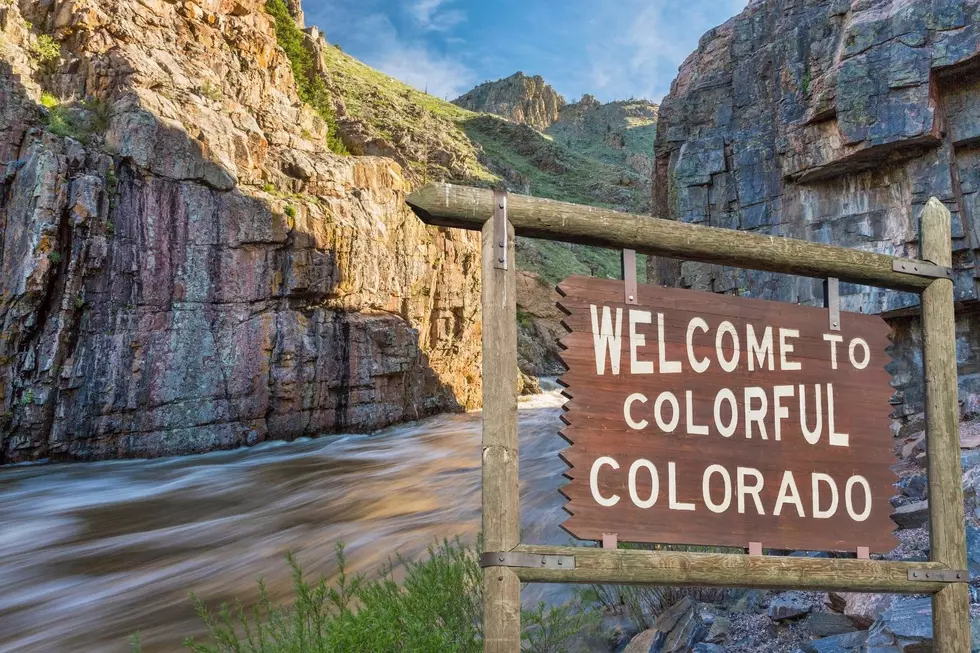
[557,276,897,553]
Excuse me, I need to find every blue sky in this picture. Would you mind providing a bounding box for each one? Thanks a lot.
[305,0,749,103]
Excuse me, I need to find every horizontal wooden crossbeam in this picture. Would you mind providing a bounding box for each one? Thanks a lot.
[406,183,936,292]
[510,545,957,594]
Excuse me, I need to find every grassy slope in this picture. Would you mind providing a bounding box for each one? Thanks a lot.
[314,42,646,284]
[546,100,658,170]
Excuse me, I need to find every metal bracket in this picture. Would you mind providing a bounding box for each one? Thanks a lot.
[622,249,637,305]
[493,189,508,270]
[480,551,576,570]
[907,569,969,582]
[893,259,953,280]
[825,277,840,331]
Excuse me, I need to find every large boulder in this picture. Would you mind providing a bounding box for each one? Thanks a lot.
[623,597,708,653]
[827,592,896,629]
[801,631,868,653]
[805,611,859,638]
[768,593,815,621]
[865,598,932,652]
[891,500,930,529]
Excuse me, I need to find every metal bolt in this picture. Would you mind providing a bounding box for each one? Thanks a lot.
[498,257,505,263]
[498,241,504,247]
[628,295,634,301]
[557,559,563,566]
[499,202,505,209]
[498,556,505,563]
[832,321,839,328]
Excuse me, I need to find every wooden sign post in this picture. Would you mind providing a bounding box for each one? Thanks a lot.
[406,186,970,653]
[557,278,897,553]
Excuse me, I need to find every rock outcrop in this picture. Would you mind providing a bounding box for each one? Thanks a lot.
[0,0,481,462]
[453,75,659,375]
[652,0,980,418]
[549,95,658,178]
[453,72,566,131]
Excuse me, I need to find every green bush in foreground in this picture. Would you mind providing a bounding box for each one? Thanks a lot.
[134,539,599,653]
[181,540,482,653]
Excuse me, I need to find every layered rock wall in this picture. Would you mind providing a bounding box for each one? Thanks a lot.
[0,0,480,462]
[453,72,565,131]
[653,0,980,418]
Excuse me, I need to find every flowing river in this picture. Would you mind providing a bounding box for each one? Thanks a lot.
[0,386,572,653]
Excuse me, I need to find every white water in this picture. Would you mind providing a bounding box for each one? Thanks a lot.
[0,390,571,652]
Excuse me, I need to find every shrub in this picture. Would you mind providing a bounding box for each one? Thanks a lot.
[264,0,348,155]
[180,539,483,653]
[140,539,608,653]
[198,81,223,102]
[30,34,60,65]
[41,96,110,144]
[517,308,533,329]
[284,205,297,219]
[521,602,602,653]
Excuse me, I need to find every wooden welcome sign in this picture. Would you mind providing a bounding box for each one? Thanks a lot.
[557,276,897,552]
[409,184,971,653]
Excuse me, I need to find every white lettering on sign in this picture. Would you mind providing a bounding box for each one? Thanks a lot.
[849,338,870,370]
[812,473,838,519]
[586,306,879,377]
[779,328,801,371]
[623,384,848,443]
[586,457,876,523]
[715,321,740,372]
[747,325,774,371]
[629,310,653,375]
[624,393,648,430]
[687,318,710,373]
[629,459,659,508]
[823,333,843,370]
[590,457,620,507]
[567,285,893,552]
[658,313,682,374]
[702,464,732,513]
[590,305,623,375]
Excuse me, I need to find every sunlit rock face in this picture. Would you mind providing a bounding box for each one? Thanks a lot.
[453,72,567,132]
[0,0,481,462]
[653,0,980,418]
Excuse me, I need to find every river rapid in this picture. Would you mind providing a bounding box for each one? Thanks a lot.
[0,387,571,652]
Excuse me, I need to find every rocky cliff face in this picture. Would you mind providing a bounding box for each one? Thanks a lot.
[453,72,565,131]
[653,0,980,419]
[549,95,658,178]
[0,0,481,462]
[452,76,659,377]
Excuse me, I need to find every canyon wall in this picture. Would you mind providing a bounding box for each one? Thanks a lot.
[454,72,566,132]
[0,0,481,462]
[653,0,980,419]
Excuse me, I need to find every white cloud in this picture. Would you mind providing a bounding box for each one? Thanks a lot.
[374,47,474,99]
[309,7,474,100]
[408,0,466,32]
[584,0,747,102]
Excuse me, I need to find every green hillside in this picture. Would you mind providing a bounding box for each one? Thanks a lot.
[291,25,648,283]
